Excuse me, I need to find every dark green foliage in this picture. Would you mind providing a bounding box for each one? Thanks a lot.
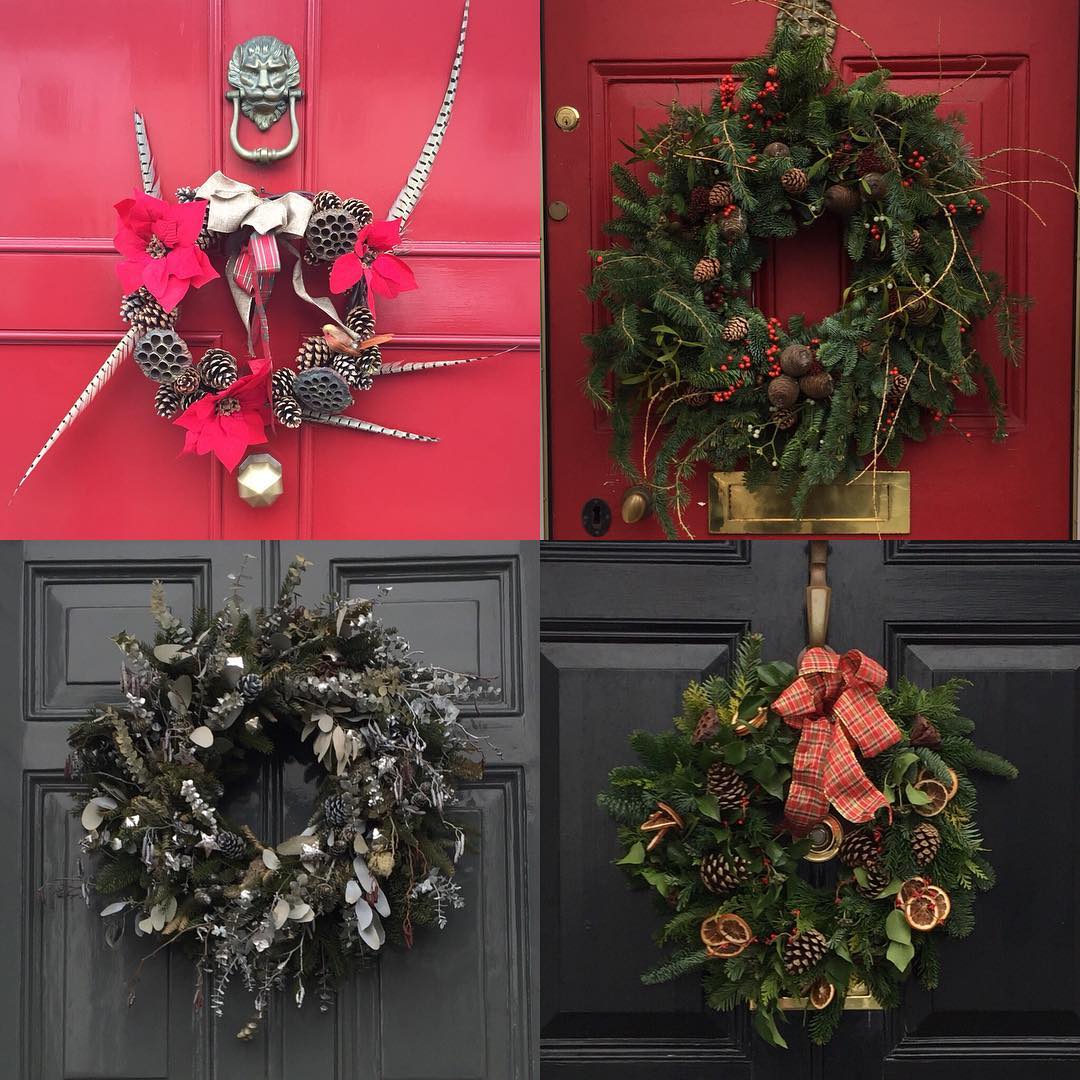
[599,636,1016,1047]
[586,23,1023,536]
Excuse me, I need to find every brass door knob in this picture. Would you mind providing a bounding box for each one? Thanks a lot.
[621,486,653,524]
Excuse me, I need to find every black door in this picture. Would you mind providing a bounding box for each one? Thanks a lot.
[540,540,1080,1079]
[1,540,539,1080]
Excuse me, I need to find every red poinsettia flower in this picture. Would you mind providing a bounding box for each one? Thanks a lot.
[114,191,219,312]
[329,218,418,303]
[174,359,272,472]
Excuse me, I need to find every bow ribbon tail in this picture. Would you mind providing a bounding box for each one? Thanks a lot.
[225,253,256,356]
[234,233,280,361]
[822,721,893,826]
[784,715,833,834]
[281,240,352,333]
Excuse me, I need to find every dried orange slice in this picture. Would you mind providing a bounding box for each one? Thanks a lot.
[701,912,753,957]
[903,893,940,931]
[943,767,959,799]
[896,876,928,907]
[809,979,836,1009]
[912,778,949,816]
[922,884,951,926]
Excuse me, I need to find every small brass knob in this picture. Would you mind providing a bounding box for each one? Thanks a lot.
[554,105,581,132]
[548,201,569,221]
[620,486,653,524]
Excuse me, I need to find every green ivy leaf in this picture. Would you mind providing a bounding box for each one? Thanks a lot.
[696,794,722,821]
[753,1006,789,1049]
[617,841,646,866]
[905,783,933,805]
[723,740,748,765]
[886,940,914,972]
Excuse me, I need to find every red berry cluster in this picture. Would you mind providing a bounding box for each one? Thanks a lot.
[869,221,883,243]
[765,317,782,376]
[967,197,985,217]
[945,202,959,216]
[906,149,928,171]
[719,74,738,112]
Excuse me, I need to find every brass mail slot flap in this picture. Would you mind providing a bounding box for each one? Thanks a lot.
[709,471,910,535]
[751,982,882,1012]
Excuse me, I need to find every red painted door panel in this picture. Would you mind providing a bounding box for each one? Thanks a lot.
[0,0,540,539]
[543,0,1078,539]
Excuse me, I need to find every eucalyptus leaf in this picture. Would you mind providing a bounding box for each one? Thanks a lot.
[885,908,912,945]
[886,939,914,972]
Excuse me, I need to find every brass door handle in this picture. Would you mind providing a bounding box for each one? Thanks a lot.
[227,88,302,164]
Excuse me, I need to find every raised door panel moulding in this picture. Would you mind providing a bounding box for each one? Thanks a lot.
[539,540,751,564]
[344,769,529,1080]
[884,628,1080,1062]
[25,558,212,720]
[539,632,751,1071]
[332,555,525,723]
[884,541,1080,564]
[23,777,176,1080]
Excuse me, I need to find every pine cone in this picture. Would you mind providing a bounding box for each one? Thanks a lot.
[296,335,335,370]
[272,396,303,429]
[708,182,734,209]
[358,345,382,374]
[721,315,749,342]
[271,367,297,401]
[856,862,891,897]
[719,208,747,242]
[888,373,910,402]
[905,295,935,326]
[780,168,809,195]
[345,304,376,339]
[200,348,238,390]
[911,822,941,866]
[323,793,351,829]
[120,288,177,332]
[700,851,751,896]
[331,355,363,388]
[705,762,749,809]
[238,673,263,700]
[770,406,798,431]
[688,185,711,219]
[782,928,828,974]
[341,198,374,228]
[311,190,343,212]
[909,714,942,748]
[154,383,183,419]
[906,228,923,253]
[838,828,882,869]
[172,365,201,396]
[215,831,247,860]
[328,825,355,856]
[693,257,722,283]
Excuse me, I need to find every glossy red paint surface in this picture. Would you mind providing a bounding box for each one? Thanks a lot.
[0,0,541,539]
[544,0,1078,539]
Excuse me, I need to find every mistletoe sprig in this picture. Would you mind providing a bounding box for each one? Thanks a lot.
[599,634,1016,1047]
[586,22,1028,537]
[68,556,494,1034]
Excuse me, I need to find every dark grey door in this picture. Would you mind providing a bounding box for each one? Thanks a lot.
[540,540,1080,1079]
[2,540,539,1080]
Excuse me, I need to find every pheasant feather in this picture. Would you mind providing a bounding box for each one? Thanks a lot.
[377,346,517,376]
[133,110,161,198]
[302,410,437,443]
[386,0,469,224]
[11,328,138,500]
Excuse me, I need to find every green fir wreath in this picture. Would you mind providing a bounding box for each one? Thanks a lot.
[586,21,1028,538]
[67,556,493,1037]
[598,634,1016,1047]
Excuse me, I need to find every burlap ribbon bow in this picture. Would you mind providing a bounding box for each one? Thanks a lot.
[771,647,901,834]
[193,172,348,356]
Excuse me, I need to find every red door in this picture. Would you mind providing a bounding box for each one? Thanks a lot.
[0,0,540,540]
[543,0,1078,540]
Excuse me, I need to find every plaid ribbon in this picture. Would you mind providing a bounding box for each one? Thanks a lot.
[772,647,901,834]
[230,232,279,360]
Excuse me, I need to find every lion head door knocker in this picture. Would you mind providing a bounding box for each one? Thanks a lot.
[226,35,303,164]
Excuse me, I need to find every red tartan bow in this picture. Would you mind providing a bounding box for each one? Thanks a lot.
[771,647,901,835]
